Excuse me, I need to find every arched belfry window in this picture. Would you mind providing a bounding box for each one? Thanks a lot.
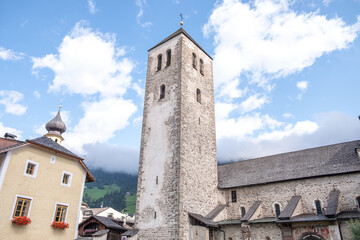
[166,49,171,67]
[160,84,165,100]
[196,89,201,103]
[192,53,197,69]
[315,200,322,215]
[274,203,281,217]
[157,54,162,71]
[200,59,204,75]
[241,206,246,217]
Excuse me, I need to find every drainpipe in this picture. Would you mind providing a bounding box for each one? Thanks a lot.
[338,219,343,240]
[219,226,226,240]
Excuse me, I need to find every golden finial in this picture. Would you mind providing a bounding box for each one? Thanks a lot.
[180,13,184,28]
[59,96,64,109]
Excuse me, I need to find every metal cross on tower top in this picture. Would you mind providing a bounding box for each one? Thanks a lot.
[180,13,184,28]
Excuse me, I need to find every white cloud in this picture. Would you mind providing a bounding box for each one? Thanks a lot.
[217,111,359,162]
[33,22,134,97]
[203,0,360,95]
[203,0,360,161]
[297,81,308,90]
[283,113,293,118]
[88,0,97,14]
[33,90,40,99]
[239,94,267,113]
[296,80,308,99]
[0,47,24,60]
[135,0,152,28]
[64,98,136,154]
[32,22,138,156]
[0,122,22,139]
[0,90,27,115]
[83,143,139,174]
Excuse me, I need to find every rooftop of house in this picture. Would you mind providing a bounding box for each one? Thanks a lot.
[0,136,95,182]
[218,140,360,188]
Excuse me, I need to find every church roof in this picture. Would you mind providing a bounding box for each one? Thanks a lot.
[148,28,212,59]
[218,140,360,188]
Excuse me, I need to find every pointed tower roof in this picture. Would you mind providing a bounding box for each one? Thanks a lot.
[148,28,212,59]
[45,107,66,138]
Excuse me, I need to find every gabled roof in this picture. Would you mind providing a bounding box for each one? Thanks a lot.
[80,216,128,231]
[324,189,340,217]
[278,196,301,220]
[0,137,26,150]
[27,136,80,159]
[241,201,261,221]
[122,229,139,237]
[0,136,95,182]
[148,28,212,59]
[218,140,360,188]
[205,205,226,219]
[188,212,218,228]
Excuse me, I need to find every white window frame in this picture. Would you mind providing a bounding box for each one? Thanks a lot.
[24,159,39,178]
[10,194,33,220]
[60,171,72,187]
[50,156,56,164]
[52,202,69,223]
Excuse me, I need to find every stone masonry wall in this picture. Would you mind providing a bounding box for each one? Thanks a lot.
[222,173,360,220]
[178,35,219,240]
[135,34,183,239]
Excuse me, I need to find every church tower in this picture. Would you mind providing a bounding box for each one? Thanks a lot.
[135,28,218,239]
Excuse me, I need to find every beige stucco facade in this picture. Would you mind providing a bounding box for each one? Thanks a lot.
[0,145,87,240]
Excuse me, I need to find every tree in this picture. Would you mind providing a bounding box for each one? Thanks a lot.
[350,219,360,240]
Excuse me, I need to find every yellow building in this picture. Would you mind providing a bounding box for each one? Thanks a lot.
[0,108,94,240]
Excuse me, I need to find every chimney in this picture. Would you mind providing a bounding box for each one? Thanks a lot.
[4,133,17,139]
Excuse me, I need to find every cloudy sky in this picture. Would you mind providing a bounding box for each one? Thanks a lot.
[1,0,360,174]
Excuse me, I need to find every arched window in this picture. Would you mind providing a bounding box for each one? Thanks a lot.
[196,88,201,103]
[157,54,162,71]
[200,59,204,75]
[274,203,281,217]
[357,196,360,208]
[160,84,165,100]
[241,206,246,217]
[192,53,197,69]
[166,49,171,66]
[265,237,270,240]
[315,200,322,215]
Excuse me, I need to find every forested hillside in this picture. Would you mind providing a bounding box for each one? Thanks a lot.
[83,169,138,214]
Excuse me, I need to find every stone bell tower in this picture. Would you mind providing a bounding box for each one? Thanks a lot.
[134,28,218,239]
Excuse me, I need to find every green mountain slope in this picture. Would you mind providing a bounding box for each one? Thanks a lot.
[83,169,138,214]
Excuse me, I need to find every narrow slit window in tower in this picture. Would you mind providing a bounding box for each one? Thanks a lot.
[241,206,246,217]
[200,59,204,75]
[231,190,237,203]
[154,211,157,219]
[315,200,322,215]
[192,53,197,69]
[196,89,201,103]
[156,176,158,185]
[157,54,162,71]
[160,84,165,100]
[274,203,281,217]
[166,49,171,66]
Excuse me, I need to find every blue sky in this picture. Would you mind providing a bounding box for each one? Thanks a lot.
[1,0,360,173]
